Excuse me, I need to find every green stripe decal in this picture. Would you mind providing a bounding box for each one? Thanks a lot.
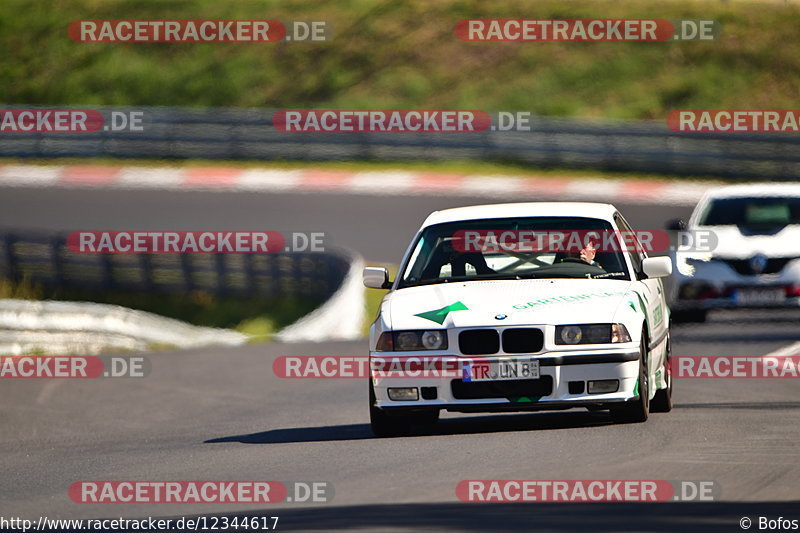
[415,301,469,324]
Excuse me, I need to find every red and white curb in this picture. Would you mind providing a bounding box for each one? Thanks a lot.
[0,164,720,205]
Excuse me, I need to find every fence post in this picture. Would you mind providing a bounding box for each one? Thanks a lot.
[180,253,194,292]
[2,234,17,282]
[140,253,153,292]
[50,235,64,287]
[214,253,226,296]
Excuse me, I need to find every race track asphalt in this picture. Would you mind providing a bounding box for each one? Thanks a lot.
[1,186,797,532]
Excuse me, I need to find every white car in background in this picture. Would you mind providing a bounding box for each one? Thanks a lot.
[667,184,800,322]
[363,202,673,437]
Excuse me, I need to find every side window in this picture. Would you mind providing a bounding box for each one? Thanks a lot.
[615,214,644,275]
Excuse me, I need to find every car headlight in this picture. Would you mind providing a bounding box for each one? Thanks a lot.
[376,330,448,351]
[555,324,631,345]
[558,325,583,344]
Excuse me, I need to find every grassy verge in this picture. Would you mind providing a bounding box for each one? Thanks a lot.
[1,0,798,119]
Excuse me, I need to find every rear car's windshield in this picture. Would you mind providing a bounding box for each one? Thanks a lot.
[699,196,800,226]
[398,217,631,288]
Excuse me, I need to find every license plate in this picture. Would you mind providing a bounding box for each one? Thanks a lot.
[734,288,785,305]
[463,358,540,382]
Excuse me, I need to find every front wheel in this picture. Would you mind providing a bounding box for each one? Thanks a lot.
[650,342,673,413]
[610,334,649,424]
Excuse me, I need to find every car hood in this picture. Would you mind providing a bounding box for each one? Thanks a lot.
[384,279,637,330]
[697,224,800,258]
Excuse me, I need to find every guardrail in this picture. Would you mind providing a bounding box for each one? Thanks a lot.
[0,232,351,302]
[2,106,799,180]
[0,299,248,356]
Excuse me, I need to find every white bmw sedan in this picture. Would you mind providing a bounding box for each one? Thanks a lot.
[364,202,673,437]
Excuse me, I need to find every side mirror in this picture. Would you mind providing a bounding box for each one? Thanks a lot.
[363,267,391,289]
[665,218,686,231]
[641,257,673,279]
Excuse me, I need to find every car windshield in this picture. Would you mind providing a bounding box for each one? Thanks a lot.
[699,196,800,227]
[398,217,631,288]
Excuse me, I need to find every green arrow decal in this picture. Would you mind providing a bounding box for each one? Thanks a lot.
[415,301,469,324]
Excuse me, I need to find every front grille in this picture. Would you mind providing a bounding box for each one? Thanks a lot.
[720,257,793,276]
[502,328,544,353]
[459,329,499,355]
[459,328,544,355]
[451,376,554,400]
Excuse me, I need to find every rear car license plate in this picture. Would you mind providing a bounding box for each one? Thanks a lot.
[734,288,785,305]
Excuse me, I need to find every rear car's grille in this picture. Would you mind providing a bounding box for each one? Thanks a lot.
[459,328,544,355]
[502,328,544,353]
[720,257,793,276]
[451,376,554,400]
[459,329,500,355]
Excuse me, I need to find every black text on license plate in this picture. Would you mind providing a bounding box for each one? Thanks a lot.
[466,359,540,382]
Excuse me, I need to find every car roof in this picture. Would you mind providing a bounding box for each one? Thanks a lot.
[703,183,800,200]
[421,202,619,228]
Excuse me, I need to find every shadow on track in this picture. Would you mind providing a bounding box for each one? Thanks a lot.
[205,411,613,444]
[150,501,799,533]
[670,332,800,344]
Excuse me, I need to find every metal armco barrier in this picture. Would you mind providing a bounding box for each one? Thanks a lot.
[0,232,352,302]
[1,106,800,180]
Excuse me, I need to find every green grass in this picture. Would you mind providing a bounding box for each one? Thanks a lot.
[0,276,45,299]
[2,0,799,119]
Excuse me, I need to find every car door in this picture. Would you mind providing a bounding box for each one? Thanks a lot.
[615,213,669,375]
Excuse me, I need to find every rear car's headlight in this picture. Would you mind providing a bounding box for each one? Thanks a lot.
[376,330,448,351]
[555,324,631,345]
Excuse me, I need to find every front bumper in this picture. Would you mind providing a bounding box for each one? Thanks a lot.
[669,256,800,311]
[670,279,800,311]
[370,348,641,413]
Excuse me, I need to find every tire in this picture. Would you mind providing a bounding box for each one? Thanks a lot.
[650,341,673,413]
[671,309,707,323]
[610,332,650,424]
[369,381,439,437]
